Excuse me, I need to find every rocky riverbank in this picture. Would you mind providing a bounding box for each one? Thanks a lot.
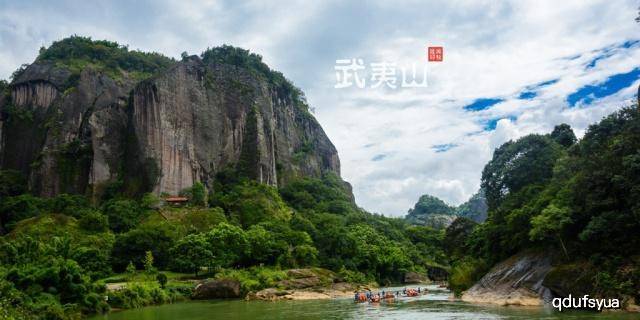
[192,268,380,302]
[460,251,640,312]
[245,284,356,301]
[191,268,434,302]
[461,251,553,306]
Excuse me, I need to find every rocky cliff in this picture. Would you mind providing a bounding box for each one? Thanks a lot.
[461,251,555,306]
[1,62,134,197]
[0,37,342,198]
[461,251,640,311]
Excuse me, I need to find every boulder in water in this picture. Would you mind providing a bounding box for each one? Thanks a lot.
[193,279,241,299]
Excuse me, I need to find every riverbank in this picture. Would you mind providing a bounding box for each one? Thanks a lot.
[460,252,551,307]
[102,267,386,307]
[459,251,640,313]
[93,284,640,320]
[245,286,355,301]
[245,282,441,302]
[103,267,437,307]
[191,267,382,301]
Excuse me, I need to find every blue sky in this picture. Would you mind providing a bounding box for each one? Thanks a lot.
[0,0,639,216]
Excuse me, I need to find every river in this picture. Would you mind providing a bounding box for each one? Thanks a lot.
[91,285,638,319]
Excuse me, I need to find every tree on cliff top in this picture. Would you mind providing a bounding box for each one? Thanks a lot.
[201,45,309,112]
[33,35,174,84]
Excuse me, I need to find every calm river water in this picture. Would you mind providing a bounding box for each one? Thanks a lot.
[91,285,638,320]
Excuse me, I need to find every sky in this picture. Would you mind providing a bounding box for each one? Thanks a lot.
[1,0,639,216]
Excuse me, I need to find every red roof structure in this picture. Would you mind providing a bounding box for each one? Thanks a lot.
[164,196,189,203]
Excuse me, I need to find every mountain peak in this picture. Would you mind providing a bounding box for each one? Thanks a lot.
[405,191,487,228]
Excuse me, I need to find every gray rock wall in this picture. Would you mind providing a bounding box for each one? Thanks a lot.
[1,57,343,198]
[461,251,554,306]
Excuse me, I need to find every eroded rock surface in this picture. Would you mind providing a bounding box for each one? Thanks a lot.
[1,54,344,198]
[461,251,554,306]
[193,279,241,299]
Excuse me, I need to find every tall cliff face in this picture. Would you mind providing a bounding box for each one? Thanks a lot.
[129,56,340,195]
[0,38,342,198]
[1,62,134,197]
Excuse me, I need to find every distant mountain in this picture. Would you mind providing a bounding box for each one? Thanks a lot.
[405,190,487,228]
[405,194,457,229]
[455,190,488,223]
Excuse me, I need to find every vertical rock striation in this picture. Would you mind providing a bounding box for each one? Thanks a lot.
[0,46,343,199]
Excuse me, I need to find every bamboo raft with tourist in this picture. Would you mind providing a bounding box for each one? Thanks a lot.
[354,287,426,303]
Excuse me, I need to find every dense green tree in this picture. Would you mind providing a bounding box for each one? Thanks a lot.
[529,204,571,259]
[244,225,286,265]
[292,244,319,267]
[78,210,109,233]
[0,194,47,233]
[205,223,248,268]
[170,233,213,276]
[345,224,411,283]
[0,236,43,266]
[212,181,291,228]
[404,225,447,266]
[280,173,355,214]
[302,212,350,270]
[111,224,176,271]
[5,258,108,313]
[72,246,112,279]
[47,193,90,218]
[481,134,563,211]
[474,136,565,262]
[550,123,577,148]
[190,182,208,206]
[568,107,640,255]
[101,199,144,233]
[444,218,477,260]
[179,207,227,234]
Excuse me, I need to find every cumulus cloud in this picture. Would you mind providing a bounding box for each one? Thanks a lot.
[0,0,638,216]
